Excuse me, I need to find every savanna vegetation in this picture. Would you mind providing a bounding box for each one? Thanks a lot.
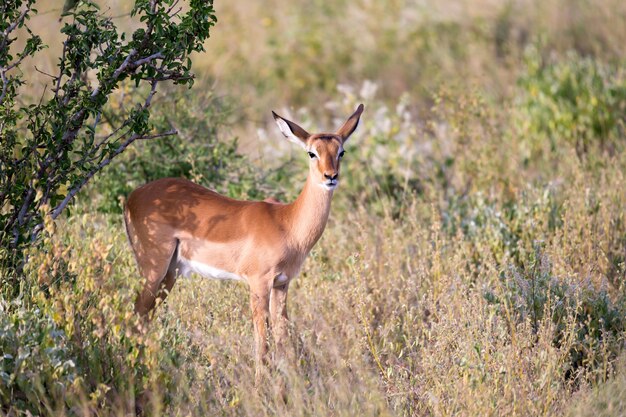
[1,0,626,415]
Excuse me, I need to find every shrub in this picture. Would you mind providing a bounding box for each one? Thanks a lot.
[0,297,78,414]
[497,244,625,381]
[516,48,626,159]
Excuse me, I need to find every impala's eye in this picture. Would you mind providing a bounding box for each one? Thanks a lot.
[339,150,345,158]
[308,152,317,159]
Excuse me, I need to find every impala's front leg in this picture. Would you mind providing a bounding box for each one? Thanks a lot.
[250,286,270,386]
[270,282,290,362]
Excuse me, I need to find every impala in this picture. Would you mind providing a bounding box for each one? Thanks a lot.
[124,104,364,382]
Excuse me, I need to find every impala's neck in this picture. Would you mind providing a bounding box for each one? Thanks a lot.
[286,174,334,252]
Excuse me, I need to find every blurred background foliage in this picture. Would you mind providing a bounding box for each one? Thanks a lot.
[1,0,626,415]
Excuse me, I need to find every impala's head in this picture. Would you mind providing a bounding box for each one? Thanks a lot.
[272,104,364,191]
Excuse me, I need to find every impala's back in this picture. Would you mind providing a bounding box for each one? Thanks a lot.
[124,177,290,286]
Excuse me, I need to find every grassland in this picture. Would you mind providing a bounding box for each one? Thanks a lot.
[1,0,626,415]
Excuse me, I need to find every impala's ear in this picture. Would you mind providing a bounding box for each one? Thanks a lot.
[336,103,364,142]
[272,111,310,149]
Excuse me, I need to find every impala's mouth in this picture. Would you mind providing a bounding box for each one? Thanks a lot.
[322,180,338,191]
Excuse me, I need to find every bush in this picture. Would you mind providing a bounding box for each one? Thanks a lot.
[497,244,625,381]
[0,297,78,414]
[516,48,626,159]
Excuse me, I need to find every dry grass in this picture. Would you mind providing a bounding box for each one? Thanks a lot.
[13,148,624,415]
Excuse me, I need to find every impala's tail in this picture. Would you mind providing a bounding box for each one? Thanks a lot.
[123,203,140,269]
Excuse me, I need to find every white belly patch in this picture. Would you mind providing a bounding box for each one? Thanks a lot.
[176,256,244,282]
[273,272,289,287]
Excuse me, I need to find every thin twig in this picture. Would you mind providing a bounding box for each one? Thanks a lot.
[165,0,181,16]
[37,85,48,106]
[34,66,56,79]
[4,52,31,72]
[168,7,183,18]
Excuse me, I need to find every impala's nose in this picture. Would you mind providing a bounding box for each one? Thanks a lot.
[324,172,338,181]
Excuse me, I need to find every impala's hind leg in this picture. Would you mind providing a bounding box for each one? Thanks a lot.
[134,240,178,318]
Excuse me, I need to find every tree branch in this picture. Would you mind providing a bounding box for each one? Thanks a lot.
[54,39,69,99]
[0,7,29,49]
[0,4,35,105]
[34,66,56,79]
[4,52,30,72]
[0,70,8,105]
[84,80,160,164]
[130,51,163,68]
[50,128,177,219]
[109,49,137,83]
